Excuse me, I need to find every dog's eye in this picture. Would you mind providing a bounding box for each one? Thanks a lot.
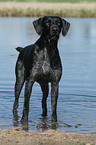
[45,20,51,25]
[46,22,49,25]
[45,22,50,25]
[58,22,61,26]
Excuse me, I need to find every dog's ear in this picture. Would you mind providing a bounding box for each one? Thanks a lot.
[33,17,44,35]
[61,18,70,37]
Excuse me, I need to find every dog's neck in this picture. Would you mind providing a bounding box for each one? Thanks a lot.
[35,34,61,69]
[41,34,59,48]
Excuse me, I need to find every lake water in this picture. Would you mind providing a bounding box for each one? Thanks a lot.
[0,18,96,133]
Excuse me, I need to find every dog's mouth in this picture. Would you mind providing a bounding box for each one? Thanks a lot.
[50,28,59,37]
[51,34,59,40]
[50,32,59,40]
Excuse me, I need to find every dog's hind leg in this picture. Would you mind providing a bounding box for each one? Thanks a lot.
[13,58,25,115]
[40,82,49,117]
[21,78,34,123]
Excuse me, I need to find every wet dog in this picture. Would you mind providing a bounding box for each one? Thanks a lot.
[13,16,70,123]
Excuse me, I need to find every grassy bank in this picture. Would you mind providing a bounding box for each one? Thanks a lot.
[0,2,96,17]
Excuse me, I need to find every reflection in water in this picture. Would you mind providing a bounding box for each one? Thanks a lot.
[0,18,96,133]
[13,114,74,132]
[36,117,58,131]
[13,113,29,131]
[13,114,82,132]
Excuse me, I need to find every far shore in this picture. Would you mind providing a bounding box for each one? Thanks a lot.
[0,2,96,17]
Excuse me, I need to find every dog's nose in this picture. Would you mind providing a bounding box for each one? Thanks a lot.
[52,27,58,32]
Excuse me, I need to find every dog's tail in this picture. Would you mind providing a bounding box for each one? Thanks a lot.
[16,47,23,52]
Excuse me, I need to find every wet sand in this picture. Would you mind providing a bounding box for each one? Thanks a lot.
[0,128,96,145]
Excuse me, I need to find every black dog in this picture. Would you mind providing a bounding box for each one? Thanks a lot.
[13,16,70,123]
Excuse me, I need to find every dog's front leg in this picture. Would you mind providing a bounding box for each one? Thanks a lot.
[21,78,34,123]
[51,83,59,122]
[40,82,49,117]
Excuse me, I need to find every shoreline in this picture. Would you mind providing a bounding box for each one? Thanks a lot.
[0,128,96,145]
[0,2,96,17]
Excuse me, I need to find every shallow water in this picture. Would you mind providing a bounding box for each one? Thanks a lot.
[0,18,96,133]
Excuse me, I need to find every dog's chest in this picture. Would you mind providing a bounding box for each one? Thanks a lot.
[41,48,50,73]
[34,47,51,73]
[32,46,62,82]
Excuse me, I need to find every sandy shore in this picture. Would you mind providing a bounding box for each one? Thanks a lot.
[0,128,96,145]
[0,2,96,17]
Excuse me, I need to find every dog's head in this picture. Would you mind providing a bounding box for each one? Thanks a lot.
[33,16,70,40]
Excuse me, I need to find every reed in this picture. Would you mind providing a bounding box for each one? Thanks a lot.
[0,8,96,17]
[0,2,96,17]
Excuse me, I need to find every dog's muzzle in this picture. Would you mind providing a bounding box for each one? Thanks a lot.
[50,26,59,39]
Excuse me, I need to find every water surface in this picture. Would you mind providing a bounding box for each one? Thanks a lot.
[0,18,96,133]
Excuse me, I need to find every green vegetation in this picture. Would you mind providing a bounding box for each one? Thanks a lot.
[0,8,96,17]
[0,0,96,2]
[0,0,96,17]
